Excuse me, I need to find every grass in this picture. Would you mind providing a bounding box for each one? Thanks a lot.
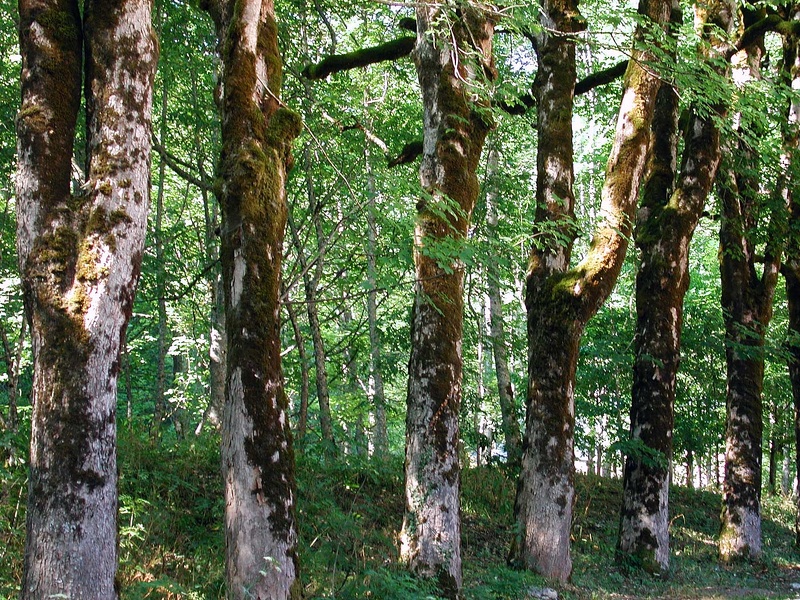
[2,431,800,599]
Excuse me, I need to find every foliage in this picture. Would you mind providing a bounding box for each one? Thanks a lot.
[5,431,800,598]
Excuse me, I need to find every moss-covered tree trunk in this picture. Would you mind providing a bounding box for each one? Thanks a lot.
[718,34,787,562]
[617,0,730,573]
[512,0,669,582]
[17,0,157,595]
[201,0,302,596]
[777,5,800,547]
[399,2,494,596]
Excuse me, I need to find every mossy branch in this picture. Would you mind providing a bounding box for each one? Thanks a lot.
[575,60,628,95]
[388,140,423,167]
[302,37,415,80]
[728,14,800,59]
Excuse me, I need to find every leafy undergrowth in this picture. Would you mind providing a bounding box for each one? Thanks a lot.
[2,432,800,599]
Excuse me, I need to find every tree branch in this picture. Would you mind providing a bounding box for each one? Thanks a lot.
[302,36,415,80]
[388,140,423,167]
[575,60,628,95]
[727,14,800,59]
[152,137,213,192]
[498,59,629,116]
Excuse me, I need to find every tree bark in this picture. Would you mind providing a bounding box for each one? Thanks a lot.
[366,145,389,458]
[17,0,157,595]
[718,28,789,561]
[151,62,169,441]
[780,6,800,548]
[287,196,337,452]
[0,317,26,433]
[201,0,303,595]
[485,144,521,465]
[400,3,494,596]
[617,0,729,573]
[512,0,669,582]
[284,294,309,441]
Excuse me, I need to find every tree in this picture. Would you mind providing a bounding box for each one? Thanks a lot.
[484,143,522,465]
[16,0,157,594]
[617,0,733,572]
[200,0,303,595]
[399,1,494,595]
[512,0,671,581]
[785,8,800,545]
[717,25,788,561]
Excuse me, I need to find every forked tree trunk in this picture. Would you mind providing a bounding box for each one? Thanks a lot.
[400,3,494,596]
[17,0,157,595]
[718,33,788,561]
[201,0,303,596]
[617,0,729,573]
[513,0,669,581]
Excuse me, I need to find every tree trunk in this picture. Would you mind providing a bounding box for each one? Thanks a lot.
[485,144,522,466]
[769,436,779,496]
[287,203,336,452]
[284,294,309,441]
[366,146,389,458]
[17,0,157,595]
[400,4,494,596]
[780,11,800,547]
[151,67,169,441]
[617,0,727,573]
[190,65,225,436]
[202,0,303,595]
[0,317,26,433]
[719,29,789,561]
[512,0,669,582]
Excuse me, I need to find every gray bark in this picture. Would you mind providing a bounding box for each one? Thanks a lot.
[400,4,494,596]
[618,0,726,573]
[201,0,303,595]
[718,32,786,562]
[366,147,388,457]
[17,0,157,595]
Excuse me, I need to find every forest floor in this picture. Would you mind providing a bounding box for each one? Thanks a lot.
[2,429,800,599]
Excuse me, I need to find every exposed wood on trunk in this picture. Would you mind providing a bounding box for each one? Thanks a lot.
[617,0,727,573]
[201,0,303,594]
[513,0,670,582]
[400,3,494,596]
[17,0,157,595]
